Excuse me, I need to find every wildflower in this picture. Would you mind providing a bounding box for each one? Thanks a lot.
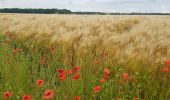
[6,32,15,39]
[12,48,22,53]
[33,48,37,53]
[6,60,12,63]
[6,31,10,35]
[73,66,80,73]
[99,79,106,83]
[43,89,54,100]
[37,79,44,87]
[73,74,80,80]
[123,73,129,81]
[6,32,13,37]
[162,67,169,73]
[104,68,110,79]
[3,91,12,100]
[93,86,101,93]
[164,59,170,66]
[66,70,72,75]
[50,47,56,54]
[2,42,8,46]
[6,32,12,35]
[94,59,100,64]
[134,97,139,100]
[40,58,45,65]
[22,95,31,100]
[74,96,80,100]
[2,40,10,46]
[58,74,66,81]
[56,69,65,74]
[116,97,120,100]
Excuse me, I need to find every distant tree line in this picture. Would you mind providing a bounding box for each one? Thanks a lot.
[0,8,71,14]
[0,8,170,15]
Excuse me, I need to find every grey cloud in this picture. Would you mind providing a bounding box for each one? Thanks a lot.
[0,0,170,13]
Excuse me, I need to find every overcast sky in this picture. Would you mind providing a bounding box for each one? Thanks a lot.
[0,0,170,13]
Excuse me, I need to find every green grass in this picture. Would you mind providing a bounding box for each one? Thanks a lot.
[0,33,170,100]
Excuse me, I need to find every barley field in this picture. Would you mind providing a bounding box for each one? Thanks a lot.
[0,14,170,100]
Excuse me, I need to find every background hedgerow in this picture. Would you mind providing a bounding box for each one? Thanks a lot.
[0,14,170,100]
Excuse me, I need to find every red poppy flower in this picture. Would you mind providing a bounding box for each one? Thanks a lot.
[99,79,106,83]
[6,31,10,35]
[74,96,80,100]
[6,32,12,35]
[123,73,129,81]
[6,32,15,39]
[58,74,66,81]
[6,60,12,63]
[37,79,44,87]
[162,67,169,73]
[116,97,119,100]
[94,59,100,64]
[104,68,110,79]
[93,86,101,93]
[134,97,139,100]
[43,89,54,100]
[164,59,170,66]
[66,70,72,75]
[50,47,56,54]
[2,40,10,46]
[12,48,22,53]
[56,69,65,74]
[33,48,37,53]
[22,95,31,100]
[3,91,12,100]
[40,58,45,65]
[6,32,13,37]
[73,74,80,80]
[2,42,8,46]
[73,66,80,73]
